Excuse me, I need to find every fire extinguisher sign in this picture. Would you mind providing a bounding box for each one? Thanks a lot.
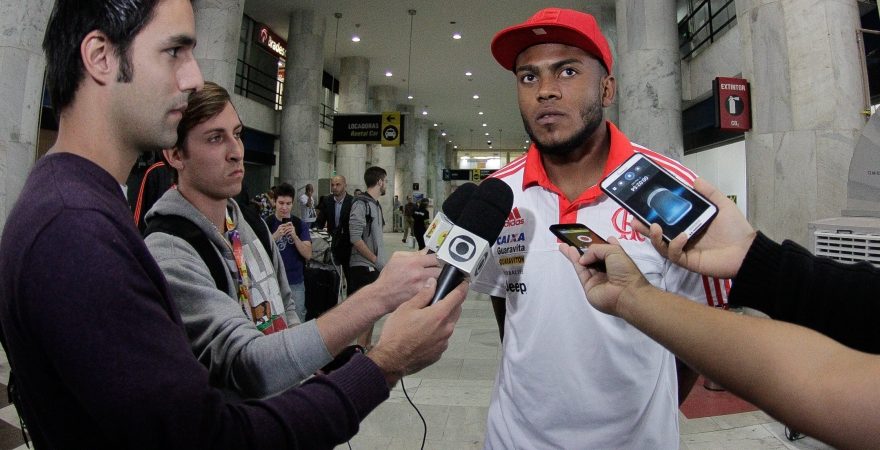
[714,77,751,132]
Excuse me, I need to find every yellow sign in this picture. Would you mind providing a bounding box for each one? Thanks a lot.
[380,112,401,146]
[470,169,481,181]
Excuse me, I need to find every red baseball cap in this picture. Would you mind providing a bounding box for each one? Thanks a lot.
[491,8,613,73]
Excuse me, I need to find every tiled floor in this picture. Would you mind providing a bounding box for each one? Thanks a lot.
[0,232,834,449]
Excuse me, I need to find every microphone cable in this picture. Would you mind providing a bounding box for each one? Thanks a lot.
[400,376,428,450]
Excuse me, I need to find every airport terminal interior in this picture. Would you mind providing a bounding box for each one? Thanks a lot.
[2,0,880,448]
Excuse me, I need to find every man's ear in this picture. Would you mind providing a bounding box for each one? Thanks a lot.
[601,75,616,108]
[80,30,117,86]
[163,147,185,171]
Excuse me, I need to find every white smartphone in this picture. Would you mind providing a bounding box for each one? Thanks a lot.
[600,153,718,242]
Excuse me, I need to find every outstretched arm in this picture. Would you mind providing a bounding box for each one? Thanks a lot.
[560,243,880,449]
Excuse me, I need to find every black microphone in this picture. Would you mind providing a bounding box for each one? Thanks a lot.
[423,183,478,253]
[431,178,513,304]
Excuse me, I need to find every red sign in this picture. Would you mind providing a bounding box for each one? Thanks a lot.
[254,24,287,59]
[714,77,751,132]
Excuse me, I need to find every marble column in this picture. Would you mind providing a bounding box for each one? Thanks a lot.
[412,118,429,197]
[0,0,51,235]
[192,0,245,92]
[395,105,415,200]
[736,0,863,245]
[426,128,438,201]
[370,85,398,231]
[615,0,683,158]
[431,135,448,210]
[582,4,619,125]
[336,56,370,193]
[280,9,324,193]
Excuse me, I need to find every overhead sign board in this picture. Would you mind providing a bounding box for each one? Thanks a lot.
[333,113,405,145]
[714,77,751,132]
[442,169,497,181]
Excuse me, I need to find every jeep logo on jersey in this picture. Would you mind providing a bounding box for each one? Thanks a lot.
[612,208,646,242]
[504,207,525,227]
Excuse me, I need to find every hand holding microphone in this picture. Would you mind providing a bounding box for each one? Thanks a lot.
[431,178,514,304]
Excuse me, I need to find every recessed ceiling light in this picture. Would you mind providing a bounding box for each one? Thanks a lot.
[489,146,493,149]
[485,132,490,136]
[482,123,487,127]
[465,71,472,76]
[407,95,414,100]
[454,145,458,149]
[351,35,360,42]
[472,94,479,99]
[452,33,462,40]
[478,111,484,115]
[422,110,428,115]
[433,123,438,127]
[441,132,447,136]
[385,71,392,77]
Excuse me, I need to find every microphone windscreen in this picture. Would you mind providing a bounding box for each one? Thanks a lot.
[442,183,478,222]
[455,178,514,244]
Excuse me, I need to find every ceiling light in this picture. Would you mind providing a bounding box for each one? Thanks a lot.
[485,132,490,136]
[465,71,472,76]
[422,110,428,115]
[441,131,447,136]
[385,71,392,77]
[433,123,438,126]
[478,111,483,115]
[452,33,462,40]
[351,36,360,42]
[454,145,458,149]
[405,10,416,101]
[482,123,487,127]
[352,23,361,42]
[472,94,479,99]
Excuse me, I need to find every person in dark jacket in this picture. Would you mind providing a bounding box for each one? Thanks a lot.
[412,198,430,250]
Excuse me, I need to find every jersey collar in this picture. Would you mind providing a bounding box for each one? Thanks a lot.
[521,121,634,206]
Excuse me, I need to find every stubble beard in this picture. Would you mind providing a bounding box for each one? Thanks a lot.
[524,94,604,157]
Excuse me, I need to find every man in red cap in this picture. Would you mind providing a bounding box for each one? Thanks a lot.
[472,8,726,448]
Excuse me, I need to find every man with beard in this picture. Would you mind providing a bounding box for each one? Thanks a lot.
[348,166,388,349]
[471,8,727,448]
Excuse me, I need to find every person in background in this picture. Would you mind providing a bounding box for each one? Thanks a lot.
[267,182,312,323]
[401,195,415,243]
[315,175,354,281]
[560,177,880,449]
[349,166,388,349]
[412,198,430,250]
[299,183,317,229]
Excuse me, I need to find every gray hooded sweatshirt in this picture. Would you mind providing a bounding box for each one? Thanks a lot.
[144,189,332,400]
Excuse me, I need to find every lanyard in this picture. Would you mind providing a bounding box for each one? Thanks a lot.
[225,210,252,313]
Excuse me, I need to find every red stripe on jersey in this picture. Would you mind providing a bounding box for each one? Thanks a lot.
[491,155,527,180]
[701,276,715,307]
[636,147,697,185]
[712,278,727,308]
[559,196,578,224]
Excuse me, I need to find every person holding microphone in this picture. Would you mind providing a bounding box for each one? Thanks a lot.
[560,177,880,449]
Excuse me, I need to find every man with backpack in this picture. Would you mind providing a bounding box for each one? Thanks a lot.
[349,166,388,349]
[144,83,446,400]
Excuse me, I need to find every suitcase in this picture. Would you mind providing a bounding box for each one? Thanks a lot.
[304,230,341,320]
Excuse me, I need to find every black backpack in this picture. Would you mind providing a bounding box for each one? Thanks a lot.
[143,204,275,293]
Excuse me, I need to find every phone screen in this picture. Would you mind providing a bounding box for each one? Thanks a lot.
[601,154,717,240]
[550,223,607,272]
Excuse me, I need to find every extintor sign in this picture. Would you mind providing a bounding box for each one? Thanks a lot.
[714,77,751,132]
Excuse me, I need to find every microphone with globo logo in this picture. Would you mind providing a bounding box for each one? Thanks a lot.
[431,178,514,305]
[424,183,478,253]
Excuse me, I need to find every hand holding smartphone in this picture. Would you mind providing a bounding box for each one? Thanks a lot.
[549,223,607,272]
[600,153,717,242]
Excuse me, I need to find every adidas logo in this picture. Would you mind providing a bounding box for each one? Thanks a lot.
[504,207,525,227]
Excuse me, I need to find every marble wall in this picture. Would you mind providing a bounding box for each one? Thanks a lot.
[737,0,863,245]
[193,0,245,92]
[0,0,51,236]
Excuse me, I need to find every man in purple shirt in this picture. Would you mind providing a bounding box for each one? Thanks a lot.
[0,1,466,448]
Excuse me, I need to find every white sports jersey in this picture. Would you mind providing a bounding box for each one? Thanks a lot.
[474,122,728,449]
